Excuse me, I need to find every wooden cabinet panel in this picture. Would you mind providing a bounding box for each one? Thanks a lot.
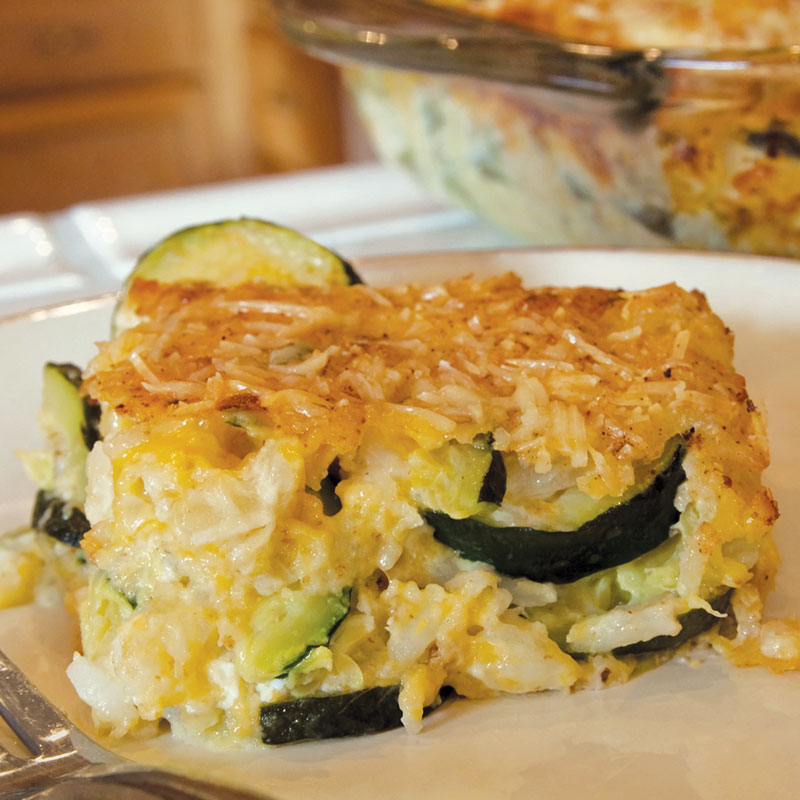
[247,16,344,172]
[0,0,204,96]
[0,84,215,214]
[0,0,347,213]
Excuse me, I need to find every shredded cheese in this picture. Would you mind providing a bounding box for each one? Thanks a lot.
[84,275,767,501]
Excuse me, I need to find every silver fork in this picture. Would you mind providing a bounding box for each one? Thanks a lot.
[0,648,275,800]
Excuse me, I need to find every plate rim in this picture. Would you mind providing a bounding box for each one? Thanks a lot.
[2,245,797,327]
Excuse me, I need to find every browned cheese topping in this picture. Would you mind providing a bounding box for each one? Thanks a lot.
[85,273,767,498]
[428,0,800,50]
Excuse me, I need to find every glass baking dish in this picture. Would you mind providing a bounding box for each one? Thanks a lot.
[273,0,800,257]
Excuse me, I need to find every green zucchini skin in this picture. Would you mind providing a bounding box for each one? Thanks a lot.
[81,397,102,451]
[29,362,98,547]
[31,489,90,548]
[305,458,343,516]
[48,362,101,451]
[477,450,507,505]
[611,590,732,657]
[340,258,363,286]
[260,685,448,744]
[52,361,82,388]
[425,445,685,584]
[260,686,404,744]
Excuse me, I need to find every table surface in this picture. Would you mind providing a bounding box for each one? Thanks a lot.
[0,161,519,320]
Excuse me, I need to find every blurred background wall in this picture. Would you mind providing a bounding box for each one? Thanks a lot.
[0,0,367,215]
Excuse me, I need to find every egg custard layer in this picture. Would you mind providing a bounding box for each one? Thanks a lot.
[59,273,781,742]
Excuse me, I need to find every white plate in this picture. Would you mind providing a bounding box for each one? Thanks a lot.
[0,214,89,318]
[1,248,799,800]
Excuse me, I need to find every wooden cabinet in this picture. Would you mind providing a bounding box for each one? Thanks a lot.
[0,0,345,214]
[248,4,345,172]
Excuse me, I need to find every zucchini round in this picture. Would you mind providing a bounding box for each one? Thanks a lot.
[424,445,685,584]
[261,686,403,745]
[477,449,506,505]
[260,685,448,745]
[112,218,362,334]
[610,590,732,657]
[306,458,344,516]
[411,436,507,519]
[31,489,90,547]
[44,362,100,450]
[239,588,351,683]
[24,362,100,544]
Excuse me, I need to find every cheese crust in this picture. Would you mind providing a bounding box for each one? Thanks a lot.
[428,0,800,50]
[86,275,767,492]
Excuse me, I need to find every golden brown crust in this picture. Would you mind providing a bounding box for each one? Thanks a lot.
[429,0,800,50]
[84,273,768,499]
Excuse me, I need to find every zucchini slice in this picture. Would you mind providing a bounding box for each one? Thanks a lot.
[411,436,507,519]
[306,458,344,516]
[424,444,685,584]
[260,685,448,745]
[610,590,732,657]
[112,218,362,334]
[40,363,98,500]
[22,363,99,546]
[238,588,351,683]
[477,444,506,505]
[31,489,90,548]
[261,686,402,745]
[46,362,101,450]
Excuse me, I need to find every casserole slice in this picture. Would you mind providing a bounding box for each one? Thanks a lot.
[15,220,782,743]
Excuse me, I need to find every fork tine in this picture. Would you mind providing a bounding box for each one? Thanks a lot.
[0,648,76,758]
